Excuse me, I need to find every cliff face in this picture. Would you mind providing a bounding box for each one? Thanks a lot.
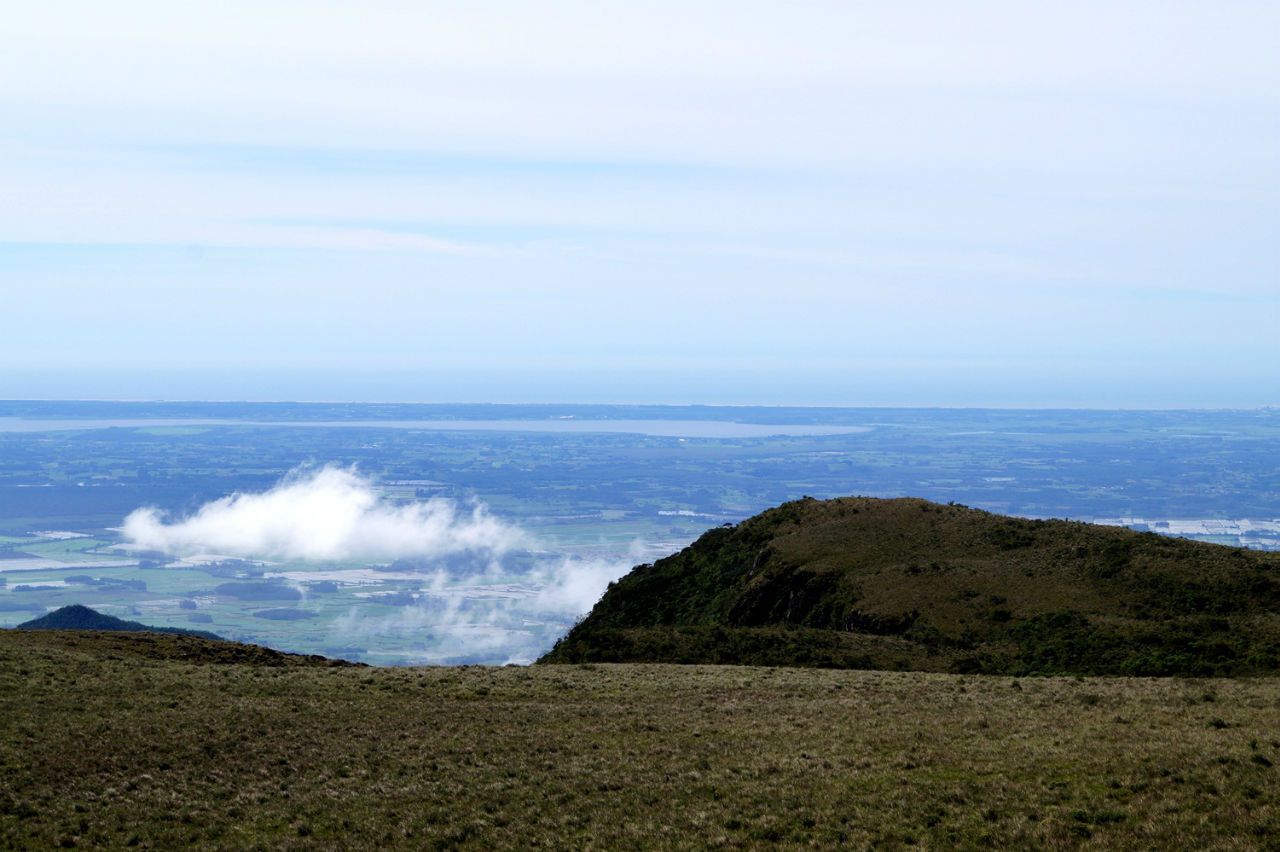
[539,496,1280,675]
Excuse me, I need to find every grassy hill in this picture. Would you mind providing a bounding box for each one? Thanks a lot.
[2,629,1278,848]
[540,497,1280,675]
[17,604,225,641]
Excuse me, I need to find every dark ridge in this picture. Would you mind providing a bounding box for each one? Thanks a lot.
[18,604,224,640]
[15,605,364,666]
[539,496,1280,676]
[1,627,365,667]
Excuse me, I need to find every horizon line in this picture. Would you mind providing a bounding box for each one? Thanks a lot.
[1,398,1275,413]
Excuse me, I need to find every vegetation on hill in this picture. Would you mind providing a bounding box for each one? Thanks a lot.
[17,604,225,641]
[540,497,1280,676]
[1,630,1278,849]
[0,628,362,668]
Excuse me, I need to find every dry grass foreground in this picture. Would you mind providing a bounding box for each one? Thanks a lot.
[1,631,1278,850]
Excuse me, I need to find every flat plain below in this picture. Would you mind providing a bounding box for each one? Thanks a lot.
[2,631,1278,850]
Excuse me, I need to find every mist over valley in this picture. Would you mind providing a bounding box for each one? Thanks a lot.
[1,402,1277,665]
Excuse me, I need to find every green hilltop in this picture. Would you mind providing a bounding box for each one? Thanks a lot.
[539,496,1280,676]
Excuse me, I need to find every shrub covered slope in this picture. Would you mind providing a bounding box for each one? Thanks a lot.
[541,497,1280,675]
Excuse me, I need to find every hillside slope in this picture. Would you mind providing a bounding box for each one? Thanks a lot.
[4,621,363,667]
[4,629,1278,848]
[540,497,1280,675]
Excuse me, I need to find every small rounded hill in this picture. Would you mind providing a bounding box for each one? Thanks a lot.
[539,496,1280,676]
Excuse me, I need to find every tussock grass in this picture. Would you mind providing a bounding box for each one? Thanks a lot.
[2,630,1279,849]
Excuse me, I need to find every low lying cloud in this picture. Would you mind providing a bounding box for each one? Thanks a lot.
[327,549,642,664]
[122,465,524,561]
[531,545,647,616]
[121,466,665,663]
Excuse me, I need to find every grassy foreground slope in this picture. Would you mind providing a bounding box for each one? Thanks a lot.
[1,631,1279,849]
[541,497,1280,675]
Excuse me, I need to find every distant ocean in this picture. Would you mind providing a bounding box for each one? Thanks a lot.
[0,418,872,439]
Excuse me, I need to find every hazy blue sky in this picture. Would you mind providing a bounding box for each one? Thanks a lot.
[2,1,1276,406]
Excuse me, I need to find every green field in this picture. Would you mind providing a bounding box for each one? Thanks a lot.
[0,548,577,665]
[2,630,1278,849]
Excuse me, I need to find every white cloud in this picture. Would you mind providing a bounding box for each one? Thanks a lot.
[322,545,641,663]
[122,465,525,561]
[118,467,678,662]
[531,547,646,616]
